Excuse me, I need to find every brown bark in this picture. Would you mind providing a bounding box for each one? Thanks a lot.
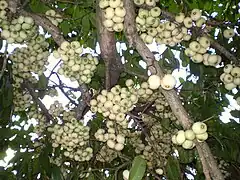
[96,0,123,90]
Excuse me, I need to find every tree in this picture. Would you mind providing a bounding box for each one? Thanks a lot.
[0,0,239,179]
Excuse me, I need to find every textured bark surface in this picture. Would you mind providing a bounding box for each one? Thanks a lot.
[96,0,123,90]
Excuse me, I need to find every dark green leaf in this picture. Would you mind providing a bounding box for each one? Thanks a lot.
[166,156,181,180]
[51,165,63,180]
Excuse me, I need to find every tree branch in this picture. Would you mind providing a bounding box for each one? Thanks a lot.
[96,0,123,90]
[23,82,53,121]
[122,1,224,179]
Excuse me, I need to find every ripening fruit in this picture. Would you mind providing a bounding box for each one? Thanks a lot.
[224,83,237,90]
[171,134,177,144]
[144,34,154,44]
[207,54,219,65]
[145,0,156,6]
[113,23,124,32]
[182,140,194,149]
[223,28,235,39]
[175,13,185,23]
[192,122,207,135]
[148,74,161,90]
[191,9,202,21]
[183,17,193,28]
[99,0,109,9]
[196,17,206,27]
[185,48,196,57]
[196,132,208,142]
[189,41,201,52]
[223,74,233,84]
[115,7,126,17]
[234,77,240,85]
[155,168,164,175]
[198,36,210,48]
[192,53,203,63]
[150,7,161,17]
[116,134,125,144]
[231,67,240,77]
[103,19,114,28]
[115,143,124,151]
[107,139,115,149]
[123,170,130,180]
[161,74,176,90]
[109,0,121,8]
[185,130,195,140]
[125,79,134,87]
[104,7,115,19]
[176,130,186,145]
[223,64,233,74]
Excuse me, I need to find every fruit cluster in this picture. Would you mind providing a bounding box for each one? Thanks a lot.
[96,145,118,162]
[49,100,64,117]
[185,37,222,66]
[1,15,38,44]
[220,64,240,91]
[13,89,33,112]
[10,35,50,87]
[153,94,177,121]
[99,0,126,32]
[0,0,8,24]
[218,159,231,178]
[95,127,126,151]
[172,122,208,149]
[48,118,93,162]
[45,9,63,26]
[175,9,205,28]
[148,74,177,90]
[90,82,138,123]
[53,41,99,84]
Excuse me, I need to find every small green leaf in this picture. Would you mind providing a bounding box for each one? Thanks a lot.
[129,156,146,180]
[82,16,90,36]
[179,77,185,84]
[29,0,50,13]
[37,74,48,98]
[60,21,71,36]
[178,147,194,164]
[166,156,181,180]
[51,165,63,180]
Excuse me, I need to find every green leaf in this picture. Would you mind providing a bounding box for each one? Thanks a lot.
[37,74,48,99]
[51,165,63,180]
[60,21,71,36]
[82,16,90,36]
[180,51,190,67]
[129,156,146,180]
[29,0,50,13]
[177,148,194,164]
[166,156,181,180]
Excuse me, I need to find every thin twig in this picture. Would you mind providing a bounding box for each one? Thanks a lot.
[23,82,53,121]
